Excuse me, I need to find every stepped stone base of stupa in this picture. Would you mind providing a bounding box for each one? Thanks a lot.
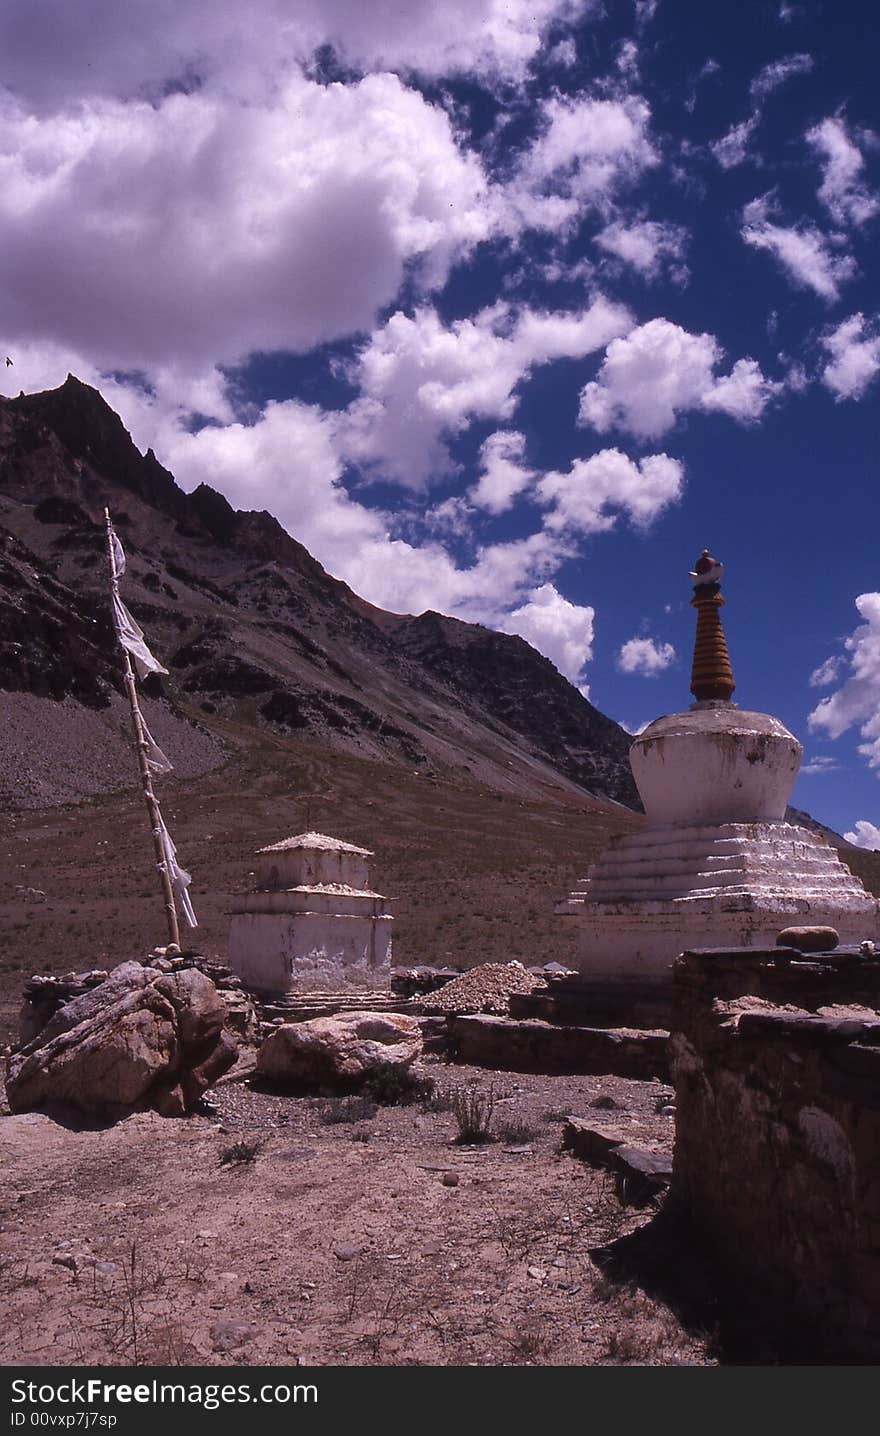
[560,821,879,982]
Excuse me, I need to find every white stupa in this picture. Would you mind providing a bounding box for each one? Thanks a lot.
[228,832,393,995]
[560,550,878,984]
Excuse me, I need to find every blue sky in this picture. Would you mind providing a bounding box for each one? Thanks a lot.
[1,0,878,842]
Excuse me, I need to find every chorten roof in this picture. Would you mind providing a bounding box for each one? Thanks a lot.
[257,831,373,856]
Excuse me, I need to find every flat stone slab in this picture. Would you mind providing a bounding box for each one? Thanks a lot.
[735,1010,880,1043]
[611,1145,673,1188]
[561,1118,633,1163]
[563,1117,672,1194]
[447,1015,668,1080]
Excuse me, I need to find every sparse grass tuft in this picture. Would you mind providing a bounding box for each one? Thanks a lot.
[364,1066,436,1107]
[495,1113,539,1145]
[450,1082,496,1143]
[599,1280,696,1366]
[219,1137,264,1166]
[506,1319,555,1364]
[420,1084,453,1113]
[320,1094,377,1125]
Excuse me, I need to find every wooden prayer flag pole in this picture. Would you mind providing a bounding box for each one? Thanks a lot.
[104,506,181,951]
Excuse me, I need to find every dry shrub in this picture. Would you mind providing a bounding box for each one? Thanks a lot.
[450,1082,496,1143]
[320,1094,377,1125]
[219,1137,264,1166]
[495,1111,539,1144]
[364,1066,436,1107]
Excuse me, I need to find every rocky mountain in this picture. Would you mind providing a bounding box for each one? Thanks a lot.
[0,375,638,810]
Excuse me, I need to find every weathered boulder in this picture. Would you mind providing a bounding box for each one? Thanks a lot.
[217,988,260,1044]
[153,968,227,1048]
[19,960,260,1050]
[5,961,236,1118]
[257,1011,422,1088]
[776,925,839,953]
[155,1029,240,1117]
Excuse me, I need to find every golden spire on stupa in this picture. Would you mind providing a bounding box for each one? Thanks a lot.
[689,549,735,703]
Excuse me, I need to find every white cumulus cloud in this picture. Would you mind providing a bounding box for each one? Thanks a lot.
[711,54,812,170]
[741,195,856,301]
[578,318,780,439]
[712,116,761,170]
[616,636,676,675]
[510,93,658,231]
[161,396,572,627]
[499,583,595,684]
[800,755,840,775]
[595,219,688,280]
[808,592,880,773]
[0,74,492,374]
[471,431,536,514]
[158,390,685,641]
[539,448,683,534]
[342,296,632,487]
[751,52,814,101]
[547,36,578,68]
[844,819,880,849]
[810,655,844,688]
[0,0,597,110]
[0,338,233,460]
[807,116,879,228]
[822,313,880,400]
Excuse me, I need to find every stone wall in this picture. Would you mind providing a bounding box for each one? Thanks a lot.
[448,1014,668,1080]
[669,948,880,1363]
[509,974,672,1029]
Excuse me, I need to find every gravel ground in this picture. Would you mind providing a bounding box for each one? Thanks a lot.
[0,691,225,809]
[0,1059,715,1368]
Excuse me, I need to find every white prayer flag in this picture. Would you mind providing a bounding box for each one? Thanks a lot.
[141,718,174,776]
[111,590,169,680]
[157,813,198,928]
[111,532,126,578]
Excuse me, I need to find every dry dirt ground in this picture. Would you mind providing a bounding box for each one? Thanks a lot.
[0,1060,714,1369]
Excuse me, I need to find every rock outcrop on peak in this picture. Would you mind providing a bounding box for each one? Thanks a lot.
[0,375,638,809]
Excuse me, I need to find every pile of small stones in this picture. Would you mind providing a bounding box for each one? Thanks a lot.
[20,969,111,1044]
[146,948,245,994]
[420,960,545,1016]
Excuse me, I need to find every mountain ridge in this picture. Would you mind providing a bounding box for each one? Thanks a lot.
[0,375,639,809]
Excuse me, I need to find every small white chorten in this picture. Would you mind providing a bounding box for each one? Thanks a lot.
[561,551,879,983]
[228,832,393,994]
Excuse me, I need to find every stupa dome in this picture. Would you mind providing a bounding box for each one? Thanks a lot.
[630,551,801,824]
[631,705,802,826]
